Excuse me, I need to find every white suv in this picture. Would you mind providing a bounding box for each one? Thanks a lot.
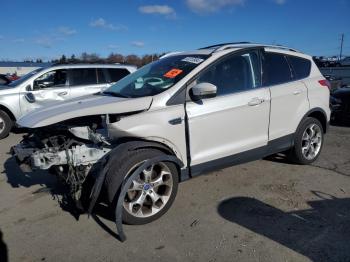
[13,43,330,226]
[0,64,136,139]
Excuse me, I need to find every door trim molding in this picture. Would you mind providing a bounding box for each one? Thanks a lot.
[187,133,294,178]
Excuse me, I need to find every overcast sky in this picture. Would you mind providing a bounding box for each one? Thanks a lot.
[1,0,349,61]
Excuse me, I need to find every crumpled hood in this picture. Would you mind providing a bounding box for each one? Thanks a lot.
[17,94,153,128]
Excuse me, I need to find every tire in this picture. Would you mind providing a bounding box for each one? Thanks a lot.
[288,117,324,165]
[105,148,179,225]
[0,110,13,139]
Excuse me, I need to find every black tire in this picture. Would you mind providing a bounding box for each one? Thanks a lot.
[105,148,179,225]
[0,110,13,139]
[288,117,324,165]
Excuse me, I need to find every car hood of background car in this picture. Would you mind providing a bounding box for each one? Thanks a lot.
[17,94,153,128]
[0,85,14,91]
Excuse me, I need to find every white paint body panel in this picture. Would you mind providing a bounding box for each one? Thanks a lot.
[108,105,187,164]
[268,80,309,140]
[186,88,270,165]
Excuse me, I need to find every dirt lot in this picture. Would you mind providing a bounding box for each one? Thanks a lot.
[0,126,350,262]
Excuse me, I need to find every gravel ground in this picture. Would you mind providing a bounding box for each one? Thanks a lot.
[0,125,349,262]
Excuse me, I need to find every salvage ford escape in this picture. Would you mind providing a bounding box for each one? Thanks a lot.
[13,43,330,225]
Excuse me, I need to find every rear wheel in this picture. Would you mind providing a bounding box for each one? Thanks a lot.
[288,117,324,164]
[0,110,13,139]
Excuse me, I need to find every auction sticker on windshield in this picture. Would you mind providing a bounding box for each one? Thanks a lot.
[181,57,204,64]
[164,69,183,79]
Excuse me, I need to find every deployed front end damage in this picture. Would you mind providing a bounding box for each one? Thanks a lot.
[12,94,154,204]
[13,115,115,202]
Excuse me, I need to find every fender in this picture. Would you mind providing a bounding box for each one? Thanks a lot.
[298,107,329,133]
[88,141,184,214]
[0,104,17,121]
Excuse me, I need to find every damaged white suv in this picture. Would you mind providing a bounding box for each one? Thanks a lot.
[13,43,330,225]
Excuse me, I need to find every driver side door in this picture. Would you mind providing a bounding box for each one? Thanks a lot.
[186,49,271,175]
[20,69,70,115]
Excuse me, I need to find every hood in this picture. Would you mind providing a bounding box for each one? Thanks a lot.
[17,94,153,128]
[0,85,14,91]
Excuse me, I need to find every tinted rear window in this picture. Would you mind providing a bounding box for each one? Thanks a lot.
[288,56,311,79]
[97,69,107,84]
[108,68,130,83]
[264,52,292,86]
[69,68,97,86]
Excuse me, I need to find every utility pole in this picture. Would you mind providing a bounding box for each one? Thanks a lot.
[339,33,344,60]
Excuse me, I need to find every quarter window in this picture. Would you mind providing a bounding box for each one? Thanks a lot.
[33,70,67,89]
[107,68,130,83]
[288,56,311,80]
[196,50,261,96]
[263,52,292,86]
[69,68,97,86]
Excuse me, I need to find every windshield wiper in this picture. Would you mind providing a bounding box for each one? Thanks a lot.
[103,91,129,98]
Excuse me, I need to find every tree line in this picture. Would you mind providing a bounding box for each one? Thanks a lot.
[36,52,165,67]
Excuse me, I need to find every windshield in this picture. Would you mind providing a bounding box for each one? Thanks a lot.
[104,54,209,98]
[8,68,45,87]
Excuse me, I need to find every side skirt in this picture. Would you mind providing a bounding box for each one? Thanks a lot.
[189,134,294,178]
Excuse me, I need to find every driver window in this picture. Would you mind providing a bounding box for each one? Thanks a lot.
[33,70,67,90]
[195,50,261,96]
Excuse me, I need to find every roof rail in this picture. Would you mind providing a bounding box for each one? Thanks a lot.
[199,42,251,50]
[201,43,300,53]
[259,44,300,53]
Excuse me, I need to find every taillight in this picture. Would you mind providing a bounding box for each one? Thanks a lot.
[318,79,331,89]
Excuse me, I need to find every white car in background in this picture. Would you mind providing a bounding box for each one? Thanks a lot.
[14,43,330,226]
[0,64,136,138]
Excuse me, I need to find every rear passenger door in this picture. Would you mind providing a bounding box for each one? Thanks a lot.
[263,50,310,140]
[68,68,106,99]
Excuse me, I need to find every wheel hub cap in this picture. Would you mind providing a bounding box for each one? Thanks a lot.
[143,183,151,191]
[123,162,174,218]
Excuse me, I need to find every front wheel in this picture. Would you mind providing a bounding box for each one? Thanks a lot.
[288,117,324,164]
[0,110,13,139]
[106,149,179,225]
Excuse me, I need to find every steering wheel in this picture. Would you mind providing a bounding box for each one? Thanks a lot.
[144,77,164,86]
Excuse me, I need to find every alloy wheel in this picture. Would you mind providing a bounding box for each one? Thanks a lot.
[123,162,174,218]
[301,123,322,160]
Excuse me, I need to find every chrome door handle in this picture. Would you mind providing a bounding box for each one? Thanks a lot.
[248,98,264,106]
[58,91,68,96]
[293,90,301,95]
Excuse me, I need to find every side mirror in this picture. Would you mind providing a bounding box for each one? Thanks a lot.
[190,82,217,101]
[25,85,32,91]
[24,92,36,103]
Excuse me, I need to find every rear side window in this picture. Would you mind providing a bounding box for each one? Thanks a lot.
[69,68,97,86]
[263,52,292,86]
[97,69,107,84]
[288,56,311,80]
[107,68,130,83]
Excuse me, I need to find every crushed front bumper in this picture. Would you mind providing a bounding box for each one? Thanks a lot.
[12,143,112,172]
